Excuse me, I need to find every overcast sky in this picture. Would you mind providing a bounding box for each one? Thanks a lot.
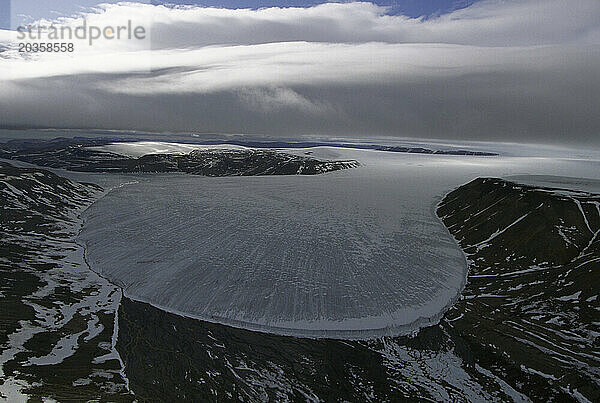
[0,0,599,145]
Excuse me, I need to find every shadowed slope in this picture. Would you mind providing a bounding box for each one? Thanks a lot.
[438,178,600,401]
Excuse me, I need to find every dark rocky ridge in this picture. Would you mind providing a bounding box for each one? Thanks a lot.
[438,177,600,402]
[375,145,497,156]
[0,137,359,176]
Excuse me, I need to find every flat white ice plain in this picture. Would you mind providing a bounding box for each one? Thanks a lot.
[78,144,600,339]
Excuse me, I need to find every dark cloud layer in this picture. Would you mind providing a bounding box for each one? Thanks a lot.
[0,1,599,145]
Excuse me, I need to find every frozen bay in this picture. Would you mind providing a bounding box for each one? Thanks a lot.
[78,146,600,338]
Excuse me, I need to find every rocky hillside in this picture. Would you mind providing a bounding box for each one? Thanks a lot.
[438,177,600,402]
[0,138,359,176]
[0,162,133,401]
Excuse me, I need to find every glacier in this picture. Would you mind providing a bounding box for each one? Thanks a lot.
[77,145,600,339]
